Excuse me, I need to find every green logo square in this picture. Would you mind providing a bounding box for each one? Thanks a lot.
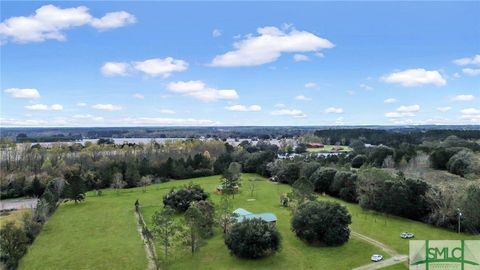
[410,240,480,270]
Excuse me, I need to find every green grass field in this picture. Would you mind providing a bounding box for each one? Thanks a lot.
[19,174,479,270]
[0,209,30,228]
[306,144,352,153]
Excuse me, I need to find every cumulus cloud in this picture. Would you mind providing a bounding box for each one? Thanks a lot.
[324,107,343,114]
[452,95,475,101]
[274,103,286,108]
[382,68,447,87]
[270,109,306,118]
[384,98,397,104]
[102,57,188,78]
[225,104,261,112]
[462,68,480,76]
[25,103,63,111]
[295,95,311,101]
[0,5,135,44]
[460,108,480,123]
[453,55,480,66]
[360,84,373,91]
[4,88,40,99]
[166,80,239,102]
[385,104,420,118]
[293,54,309,62]
[461,108,480,115]
[212,29,221,37]
[133,93,144,99]
[101,62,129,76]
[304,82,317,89]
[210,26,334,67]
[436,106,451,112]
[92,103,122,111]
[73,114,104,122]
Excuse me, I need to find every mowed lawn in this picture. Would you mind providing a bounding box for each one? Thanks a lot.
[306,144,352,153]
[20,174,479,270]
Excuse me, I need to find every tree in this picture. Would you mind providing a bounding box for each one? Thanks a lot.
[217,195,236,234]
[309,168,337,193]
[221,162,242,197]
[288,177,316,210]
[225,218,281,259]
[447,150,473,177]
[151,207,184,260]
[351,155,367,168]
[247,178,258,198]
[0,222,28,269]
[111,172,127,194]
[140,175,153,192]
[330,171,358,202]
[184,202,205,254]
[291,201,351,246]
[459,184,480,233]
[63,169,86,204]
[163,184,209,212]
[195,200,215,238]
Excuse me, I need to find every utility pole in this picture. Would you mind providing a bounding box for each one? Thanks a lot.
[457,208,462,233]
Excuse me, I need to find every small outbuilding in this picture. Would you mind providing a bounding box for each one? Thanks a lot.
[233,208,277,224]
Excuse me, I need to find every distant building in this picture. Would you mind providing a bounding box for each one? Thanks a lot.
[233,208,277,224]
[306,143,324,148]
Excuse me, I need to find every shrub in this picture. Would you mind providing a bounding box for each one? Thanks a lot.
[330,171,358,202]
[163,184,209,212]
[309,168,337,193]
[351,155,367,168]
[225,218,281,259]
[447,150,473,177]
[0,222,29,269]
[291,201,351,246]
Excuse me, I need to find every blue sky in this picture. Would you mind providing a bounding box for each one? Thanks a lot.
[1,1,479,126]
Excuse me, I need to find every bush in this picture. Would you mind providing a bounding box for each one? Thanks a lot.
[447,150,473,177]
[196,200,215,238]
[163,184,209,212]
[351,155,367,168]
[0,222,29,269]
[309,168,337,193]
[225,218,281,259]
[291,201,351,246]
[330,171,358,202]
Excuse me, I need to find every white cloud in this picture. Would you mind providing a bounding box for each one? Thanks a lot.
[92,103,122,111]
[304,82,317,89]
[385,104,420,118]
[453,55,480,66]
[360,83,373,91]
[293,54,309,62]
[461,108,480,115]
[133,93,144,99]
[384,98,397,104]
[274,103,286,108]
[133,58,188,78]
[90,11,136,30]
[270,109,306,118]
[335,117,345,125]
[436,106,451,112]
[324,107,343,114]
[102,57,188,77]
[453,72,461,78]
[382,68,447,87]
[210,26,334,67]
[462,68,480,76]
[159,109,176,114]
[314,52,324,58]
[4,88,40,99]
[0,5,135,44]
[347,90,355,96]
[101,62,129,76]
[25,103,63,111]
[166,80,239,102]
[212,29,221,37]
[294,95,311,101]
[225,104,261,112]
[76,102,87,107]
[452,95,475,101]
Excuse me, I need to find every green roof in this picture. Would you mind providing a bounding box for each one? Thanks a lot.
[233,208,277,223]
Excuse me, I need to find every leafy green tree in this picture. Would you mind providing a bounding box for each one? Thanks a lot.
[163,184,209,212]
[330,171,358,202]
[225,218,281,259]
[184,202,205,254]
[64,169,86,204]
[460,184,480,233]
[309,168,337,193]
[288,177,316,211]
[140,175,153,192]
[0,222,28,269]
[351,155,367,168]
[216,195,236,234]
[291,201,351,246]
[196,200,215,238]
[151,207,184,260]
[221,162,242,197]
[300,162,321,179]
[112,172,127,194]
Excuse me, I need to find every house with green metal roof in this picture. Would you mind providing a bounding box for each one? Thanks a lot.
[233,208,277,223]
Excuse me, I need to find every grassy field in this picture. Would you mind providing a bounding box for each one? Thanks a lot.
[19,174,479,270]
[306,144,352,153]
